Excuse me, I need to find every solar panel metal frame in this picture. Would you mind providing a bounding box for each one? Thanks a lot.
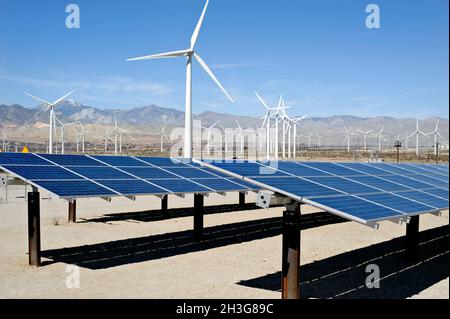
[196,159,448,228]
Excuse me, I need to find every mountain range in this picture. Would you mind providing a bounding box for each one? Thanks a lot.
[0,100,448,147]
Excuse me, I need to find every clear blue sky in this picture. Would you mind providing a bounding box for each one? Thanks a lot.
[0,0,448,119]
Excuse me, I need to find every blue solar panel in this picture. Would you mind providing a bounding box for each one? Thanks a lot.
[201,159,448,225]
[191,178,249,192]
[307,177,380,195]
[423,188,449,199]
[40,154,105,166]
[338,163,391,176]
[312,195,405,221]
[252,177,345,198]
[395,190,449,210]
[275,162,333,177]
[301,162,362,176]
[163,167,217,179]
[93,156,147,167]
[137,157,187,167]
[380,175,435,190]
[148,178,211,193]
[35,180,116,197]
[68,166,133,180]
[212,161,288,177]
[407,174,449,188]
[2,165,83,181]
[0,153,50,165]
[372,164,414,175]
[96,179,168,195]
[350,175,411,192]
[119,167,178,179]
[359,193,435,214]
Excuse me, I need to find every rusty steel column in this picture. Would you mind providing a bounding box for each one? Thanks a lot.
[28,190,41,267]
[282,202,301,299]
[68,200,77,223]
[239,192,246,207]
[193,194,204,241]
[161,195,168,214]
[406,215,420,259]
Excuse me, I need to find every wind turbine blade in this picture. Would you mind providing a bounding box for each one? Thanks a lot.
[254,92,270,110]
[24,93,52,106]
[190,0,210,49]
[210,121,219,129]
[235,119,242,130]
[193,53,234,102]
[126,49,191,61]
[52,89,78,106]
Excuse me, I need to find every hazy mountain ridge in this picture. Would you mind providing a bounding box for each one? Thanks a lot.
[1,101,448,146]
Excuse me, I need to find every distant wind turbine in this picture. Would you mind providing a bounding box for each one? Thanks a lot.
[358,129,373,151]
[409,119,427,156]
[126,0,233,158]
[427,120,445,155]
[24,89,77,154]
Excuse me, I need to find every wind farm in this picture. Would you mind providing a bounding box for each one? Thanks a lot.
[0,0,448,304]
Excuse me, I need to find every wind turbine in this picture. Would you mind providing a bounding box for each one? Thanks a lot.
[373,127,386,151]
[126,0,233,158]
[409,118,427,156]
[24,89,77,154]
[201,121,219,156]
[255,92,279,160]
[54,115,77,154]
[427,120,445,155]
[1,128,9,152]
[343,126,357,152]
[77,122,92,154]
[358,129,373,151]
[102,128,113,154]
[152,121,170,153]
[291,115,308,158]
[235,120,253,155]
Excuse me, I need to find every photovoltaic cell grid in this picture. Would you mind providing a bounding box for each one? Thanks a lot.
[0,153,256,198]
[199,160,449,225]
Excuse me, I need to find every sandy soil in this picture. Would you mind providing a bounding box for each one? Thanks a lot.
[0,186,448,299]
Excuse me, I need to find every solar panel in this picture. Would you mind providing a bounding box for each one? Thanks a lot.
[199,159,449,226]
[0,153,256,199]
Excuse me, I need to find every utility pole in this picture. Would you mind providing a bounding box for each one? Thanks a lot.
[394,140,402,164]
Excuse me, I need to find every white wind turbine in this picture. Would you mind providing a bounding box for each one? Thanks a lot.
[235,120,253,155]
[126,0,233,158]
[1,128,9,152]
[152,121,170,153]
[54,116,77,155]
[373,127,386,151]
[201,121,219,156]
[409,118,427,156]
[25,89,77,154]
[289,115,307,158]
[343,126,357,152]
[255,92,279,160]
[358,129,374,151]
[102,128,113,154]
[427,120,445,155]
[77,122,92,154]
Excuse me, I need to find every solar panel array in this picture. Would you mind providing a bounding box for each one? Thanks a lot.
[200,160,449,225]
[0,153,256,199]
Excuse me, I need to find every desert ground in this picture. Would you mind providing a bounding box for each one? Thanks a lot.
[0,185,448,299]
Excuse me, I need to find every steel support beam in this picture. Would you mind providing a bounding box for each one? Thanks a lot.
[28,190,41,267]
[282,201,301,299]
[239,192,246,207]
[406,215,420,259]
[193,194,204,241]
[161,195,168,214]
[68,200,76,223]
